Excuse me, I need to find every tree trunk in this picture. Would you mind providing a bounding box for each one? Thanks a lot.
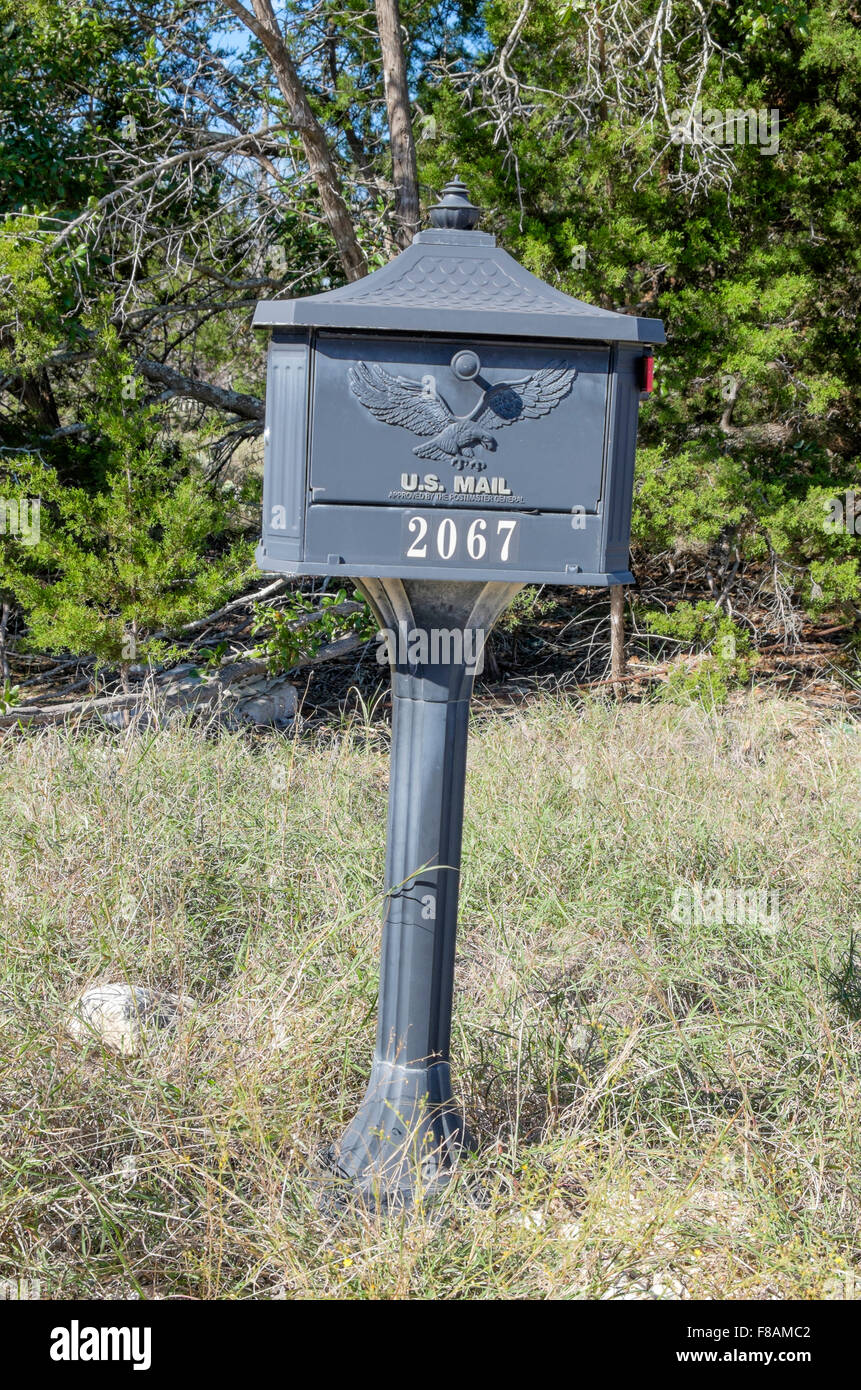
[374,0,420,248]
[0,355,61,433]
[221,0,367,282]
[19,369,61,432]
[610,584,626,699]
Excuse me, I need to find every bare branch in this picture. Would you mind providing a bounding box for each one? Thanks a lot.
[135,358,263,421]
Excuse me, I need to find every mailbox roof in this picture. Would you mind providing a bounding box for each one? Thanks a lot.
[253,229,665,345]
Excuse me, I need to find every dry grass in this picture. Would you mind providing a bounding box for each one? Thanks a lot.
[0,690,859,1299]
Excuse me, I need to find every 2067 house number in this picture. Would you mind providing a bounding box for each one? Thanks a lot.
[403,511,520,564]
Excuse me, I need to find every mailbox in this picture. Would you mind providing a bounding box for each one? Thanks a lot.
[254,178,665,1211]
[254,178,664,587]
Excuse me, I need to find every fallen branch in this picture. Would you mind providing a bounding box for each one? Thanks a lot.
[9,592,365,705]
[573,651,719,693]
[0,633,366,728]
[0,690,145,728]
[19,658,91,688]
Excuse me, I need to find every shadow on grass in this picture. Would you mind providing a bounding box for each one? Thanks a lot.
[826,930,861,1022]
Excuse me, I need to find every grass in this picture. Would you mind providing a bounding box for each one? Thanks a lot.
[0,689,859,1300]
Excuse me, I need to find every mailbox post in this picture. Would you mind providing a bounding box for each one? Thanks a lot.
[254,177,664,1209]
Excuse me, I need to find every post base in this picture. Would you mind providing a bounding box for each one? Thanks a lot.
[324,1058,470,1212]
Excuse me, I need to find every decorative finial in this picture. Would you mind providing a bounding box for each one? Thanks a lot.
[429,176,481,231]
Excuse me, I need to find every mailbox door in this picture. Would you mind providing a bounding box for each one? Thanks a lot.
[309,334,610,515]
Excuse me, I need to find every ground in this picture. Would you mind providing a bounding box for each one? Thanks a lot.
[0,689,858,1299]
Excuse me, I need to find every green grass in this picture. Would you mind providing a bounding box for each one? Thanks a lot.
[0,691,859,1299]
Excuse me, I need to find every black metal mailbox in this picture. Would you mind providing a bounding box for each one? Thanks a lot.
[254,179,664,587]
[254,179,665,1212]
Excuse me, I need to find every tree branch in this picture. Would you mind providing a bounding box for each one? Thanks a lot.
[219,0,367,281]
[135,358,263,421]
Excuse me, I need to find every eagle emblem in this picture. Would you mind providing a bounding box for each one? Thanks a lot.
[347,360,576,470]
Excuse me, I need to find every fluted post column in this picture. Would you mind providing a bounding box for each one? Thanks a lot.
[327,578,522,1210]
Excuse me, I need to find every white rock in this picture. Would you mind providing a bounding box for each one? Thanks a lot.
[235,679,298,726]
[515,1209,546,1231]
[65,983,196,1056]
[569,1024,598,1052]
[97,706,157,732]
